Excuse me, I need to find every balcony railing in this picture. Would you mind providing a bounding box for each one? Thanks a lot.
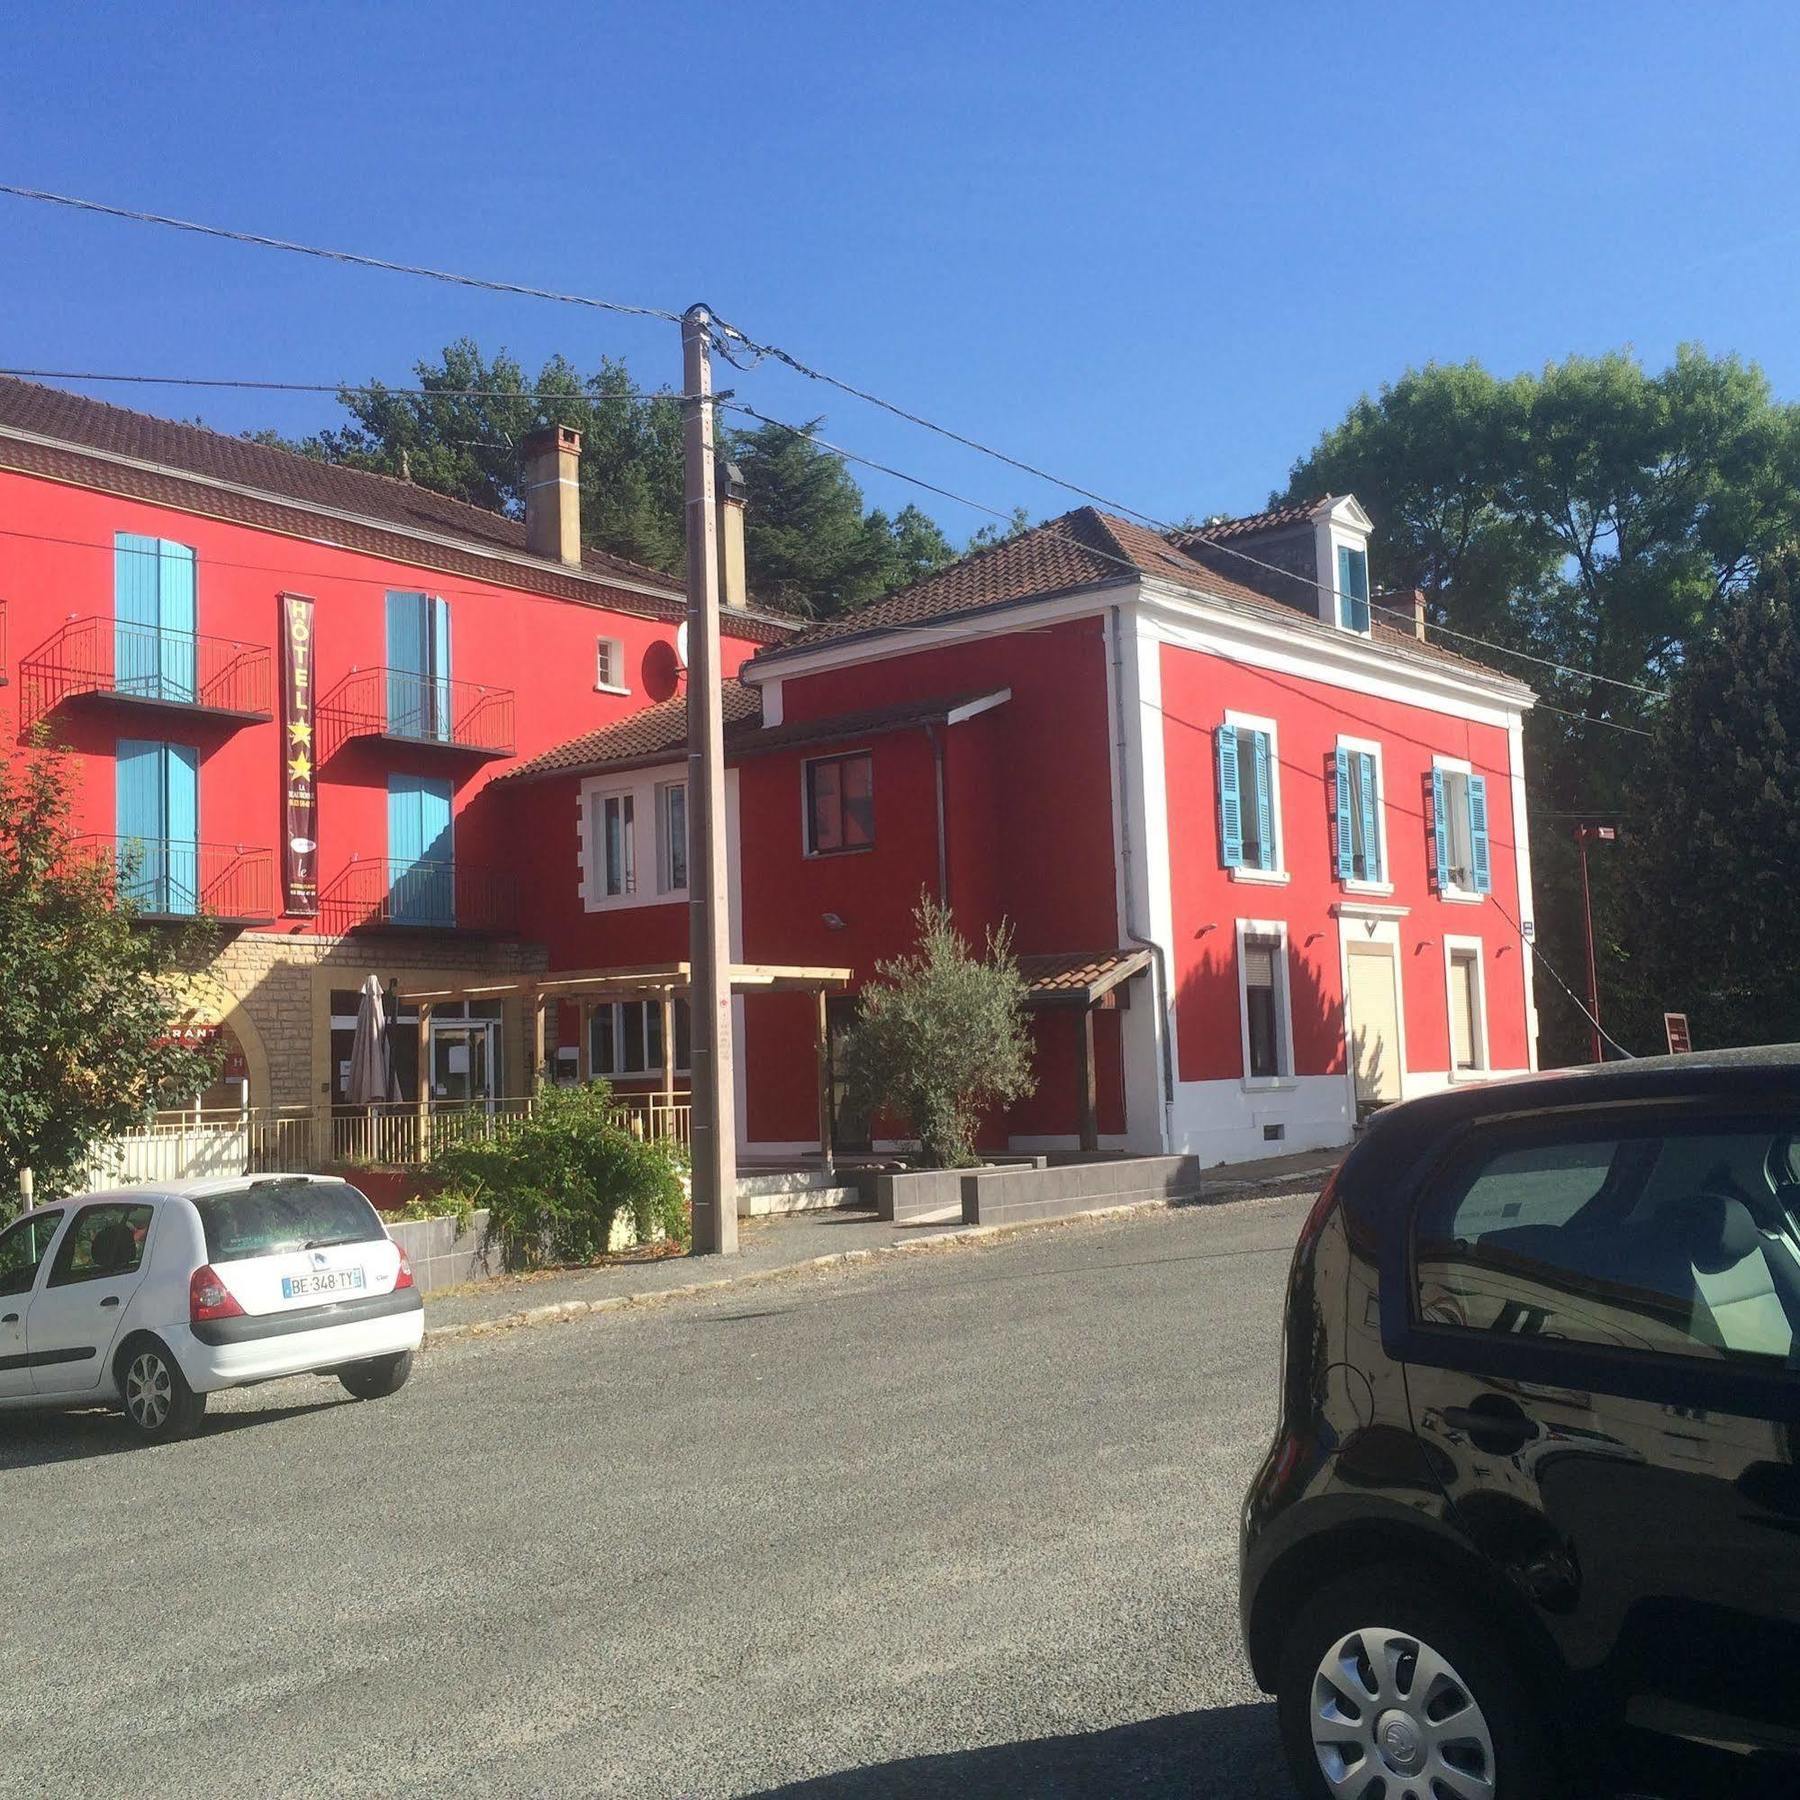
[317,667,515,761]
[317,858,519,935]
[71,835,278,924]
[21,617,273,723]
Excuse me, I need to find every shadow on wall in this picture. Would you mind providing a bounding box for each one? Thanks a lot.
[743,1701,1288,1798]
[1176,931,1347,1080]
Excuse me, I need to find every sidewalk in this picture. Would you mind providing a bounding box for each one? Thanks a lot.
[418,1145,1340,1344]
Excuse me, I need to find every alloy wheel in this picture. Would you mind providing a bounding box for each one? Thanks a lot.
[1309,1623,1497,1799]
[124,1350,174,1432]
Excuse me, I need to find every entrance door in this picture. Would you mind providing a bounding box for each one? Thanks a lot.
[431,1020,496,1112]
[1345,944,1403,1108]
[826,996,871,1153]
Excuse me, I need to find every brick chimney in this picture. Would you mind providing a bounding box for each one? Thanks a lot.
[717,458,748,609]
[520,424,583,566]
[1409,587,1428,641]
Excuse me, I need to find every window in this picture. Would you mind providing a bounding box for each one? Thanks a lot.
[1431,761,1492,897]
[115,532,197,702]
[1414,1121,1800,1367]
[385,590,451,740]
[1238,926,1291,1081]
[388,773,454,926]
[805,752,874,854]
[1448,943,1486,1072]
[1332,741,1385,885]
[193,1180,383,1262]
[1217,716,1283,876]
[595,637,628,694]
[0,1211,62,1298]
[1336,543,1370,633]
[658,782,688,893]
[47,1203,153,1287]
[116,738,200,915]
[588,791,636,897]
[590,1000,691,1076]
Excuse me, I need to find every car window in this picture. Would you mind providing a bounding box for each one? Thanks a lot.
[0,1212,64,1298]
[192,1179,385,1262]
[1415,1120,1800,1368]
[47,1203,154,1287]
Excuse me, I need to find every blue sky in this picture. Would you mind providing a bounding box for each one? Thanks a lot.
[2,1,1797,540]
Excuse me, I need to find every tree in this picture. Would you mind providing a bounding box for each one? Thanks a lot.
[1610,551,1800,1051]
[870,503,958,592]
[968,505,1034,550]
[840,897,1036,1167]
[0,735,221,1207]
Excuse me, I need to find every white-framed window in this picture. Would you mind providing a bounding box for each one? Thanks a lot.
[591,790,635,898]
[1444,936,1489,1076]
[590,999,691,1076]
[1217,711,1287,881]
[657,781,688,894]
[1430,756,1492,901]
[1236,918,1296,1087]
[595,636,629,695]
[1333,736,1390,892]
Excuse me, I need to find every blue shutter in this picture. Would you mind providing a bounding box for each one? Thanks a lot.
[1358,752,1381,881]
[114,534,161,698]
[1252,730,1276,870]
[116,738,166,909]
[157,542,197,703]
[164,743,199,915]
[389,774,453,924]
[1338,545,1370,633]
[1216,725,1243,868]
[429,595,452,742]
[386,592,428,736]
[1333,748,1354,880]
[1468,773,1492,894]
[1430,767,1450,891]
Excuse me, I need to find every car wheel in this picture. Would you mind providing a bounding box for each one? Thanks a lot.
[118,1338,207,1443]
[1276,1565,1555,1800]
[339,1350,413,1400]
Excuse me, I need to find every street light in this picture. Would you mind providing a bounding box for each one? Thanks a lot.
[1573,823,1617,1063]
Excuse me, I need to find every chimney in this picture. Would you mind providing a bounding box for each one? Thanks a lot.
[520,424,583,566]
[717,458,748,609]
[1410,587,1428,642]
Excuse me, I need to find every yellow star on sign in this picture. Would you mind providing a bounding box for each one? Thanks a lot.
[287,720,312,747]
[287,749,313,782]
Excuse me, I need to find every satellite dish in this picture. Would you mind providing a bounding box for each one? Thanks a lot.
[674,621,689,668]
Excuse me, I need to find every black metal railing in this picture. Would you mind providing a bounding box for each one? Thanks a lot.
[316,667,515,759]
[316,858,519,934]
[71,835,278,923]
[21,617,273,722]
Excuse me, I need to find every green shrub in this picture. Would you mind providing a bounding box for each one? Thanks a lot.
[393,1186,477,1238]
[424,1083,689,1268]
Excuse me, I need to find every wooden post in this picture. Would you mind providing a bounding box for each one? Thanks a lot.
[1076,1006,1099,1155]
[815,986,836,1179]
[531,991,549,1095]
[576,1000,593,1084]
[415,1001,432,1159]
[660,990,676,1121]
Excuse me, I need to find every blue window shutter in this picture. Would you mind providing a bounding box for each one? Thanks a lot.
[386,592,428,736]
[1216,725,1243,868]
[1252,730,1275,870]
[114,534,161,698]
[1468,773,1492,894]
[157,541,197,703]
[1338,545,1370,632]
[1358,752,1381,881]
[1430,767,1450,890]
[116,738,165,908]
[430,596,452,741]
[164,743,199,915]
[1333,748,1354,880]
[390,774,454,925]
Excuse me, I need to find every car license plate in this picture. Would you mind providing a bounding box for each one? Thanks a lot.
[281,1267,367,1300]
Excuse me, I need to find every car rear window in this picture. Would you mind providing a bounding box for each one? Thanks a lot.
[194,1180,386,1262]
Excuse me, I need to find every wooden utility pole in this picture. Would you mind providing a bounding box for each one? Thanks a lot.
[682,305,738,1254]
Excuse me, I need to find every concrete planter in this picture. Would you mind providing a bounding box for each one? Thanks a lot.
[874,1158,1048,1226]
[961,1154,1203,1227]
[385,1203,666,1295]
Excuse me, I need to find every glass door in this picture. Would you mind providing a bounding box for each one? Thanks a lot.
[431,1020,496,1114]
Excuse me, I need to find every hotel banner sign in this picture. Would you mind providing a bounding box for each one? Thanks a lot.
[281,594,318,915]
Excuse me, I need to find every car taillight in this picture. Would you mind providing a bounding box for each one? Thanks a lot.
[189,1264,245,1322]
[393,1244,415,1290]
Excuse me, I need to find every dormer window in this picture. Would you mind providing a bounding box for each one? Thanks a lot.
[1336,544,1370,633]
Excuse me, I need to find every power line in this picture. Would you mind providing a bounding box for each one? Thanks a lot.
[1529,698,1653,738]
[1367,599,1664,697]
[0,368,686,404]
[1486,890,1638,1060]
[0,183,681,323]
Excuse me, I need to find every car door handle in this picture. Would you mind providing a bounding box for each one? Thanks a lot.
[100,1296,121,1308]
[1,1312,17,1325]
[1440,1398,1539,1454]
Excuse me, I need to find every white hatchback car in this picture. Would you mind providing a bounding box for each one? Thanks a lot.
[0,1173,424,1442]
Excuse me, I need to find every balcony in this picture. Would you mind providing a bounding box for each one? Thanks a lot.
[317,668,515,762]
[72,835,278,926]
[317,859,519,936]
[20,617,273,725]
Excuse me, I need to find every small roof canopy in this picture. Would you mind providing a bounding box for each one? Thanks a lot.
[1017,949,1152,1010]
[395,962,854,1006]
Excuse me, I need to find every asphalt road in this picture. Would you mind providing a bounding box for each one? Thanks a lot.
[0,1192,1313,1799]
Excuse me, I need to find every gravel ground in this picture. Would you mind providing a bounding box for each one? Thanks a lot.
[0,1191,1314,1799]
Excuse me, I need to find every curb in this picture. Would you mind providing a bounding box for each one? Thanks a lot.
[420,1173,1320,1350]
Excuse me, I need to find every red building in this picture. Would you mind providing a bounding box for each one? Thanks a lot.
[503,497,1540,1166]
[0,379,787,1129]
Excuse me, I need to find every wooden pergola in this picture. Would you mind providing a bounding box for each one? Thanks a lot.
[395,962,854,1169]
[1016,950,1153,1153]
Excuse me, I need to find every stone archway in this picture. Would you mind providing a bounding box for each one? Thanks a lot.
[165,970,273,1110]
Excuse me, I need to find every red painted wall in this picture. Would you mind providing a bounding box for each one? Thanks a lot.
[1158,642,1530,1082]
[0,469,761,923]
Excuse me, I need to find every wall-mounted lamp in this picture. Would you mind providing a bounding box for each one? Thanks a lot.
[1195,922,1218,938]
[821,912,846,931]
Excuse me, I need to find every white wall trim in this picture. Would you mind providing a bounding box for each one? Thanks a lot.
[1507,716,1540,1068]
[1443,933,1491,1078]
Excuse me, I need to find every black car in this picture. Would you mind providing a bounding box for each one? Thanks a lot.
[1239,1047,1800,1799]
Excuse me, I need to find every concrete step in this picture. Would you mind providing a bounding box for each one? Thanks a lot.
[739,1183,862,1218]
[736,1167,840,1200]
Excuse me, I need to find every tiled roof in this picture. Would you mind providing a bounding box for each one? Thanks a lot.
[1017,949,1153,1007]
[1170,498,1329,544]
[0,377,797,644]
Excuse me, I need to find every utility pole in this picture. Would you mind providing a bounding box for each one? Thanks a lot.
[682,305,737,1255]
[1573,823,1616,1064]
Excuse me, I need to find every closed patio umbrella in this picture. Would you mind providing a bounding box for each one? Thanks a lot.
[347,972,402,1106]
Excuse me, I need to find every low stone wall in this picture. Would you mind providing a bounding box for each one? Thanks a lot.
[874,1158,1049,1225]
[961,1155,1203,1229]
[386,1209,502,1296]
